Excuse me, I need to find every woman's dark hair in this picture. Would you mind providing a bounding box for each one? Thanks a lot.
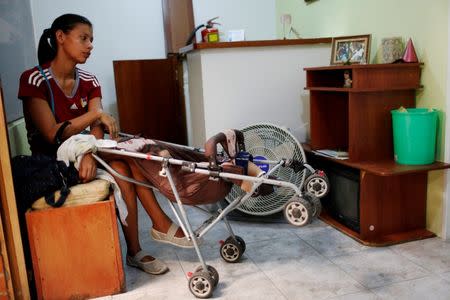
[37,14,92,65]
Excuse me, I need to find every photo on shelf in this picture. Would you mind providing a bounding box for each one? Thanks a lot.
[330,34,371,65]
[381,37,403,63]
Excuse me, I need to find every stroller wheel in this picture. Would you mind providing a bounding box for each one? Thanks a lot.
[304,193,322,218]
[234,235,246,253]
[194,265,219,287]
[304,173,329,198]
[220,237,243,263]
[189,271,214,298]
[284,196,313,226]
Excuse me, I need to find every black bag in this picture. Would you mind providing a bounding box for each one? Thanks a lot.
[11,154,79,212]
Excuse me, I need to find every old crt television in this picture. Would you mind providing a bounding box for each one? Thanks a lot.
[323,164,360,232]
[308,158,361,233]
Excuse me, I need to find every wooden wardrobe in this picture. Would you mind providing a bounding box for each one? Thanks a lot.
[113,55,187,144]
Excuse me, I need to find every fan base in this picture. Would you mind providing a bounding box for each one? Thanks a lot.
[220,200,287,223]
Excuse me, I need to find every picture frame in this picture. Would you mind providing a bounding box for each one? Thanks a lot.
[381,37,403,63]
[330,34,371,65]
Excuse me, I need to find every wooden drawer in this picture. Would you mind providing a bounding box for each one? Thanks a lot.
[26,198,125,299]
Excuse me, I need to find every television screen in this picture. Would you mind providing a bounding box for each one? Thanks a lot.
[324,165,360,232]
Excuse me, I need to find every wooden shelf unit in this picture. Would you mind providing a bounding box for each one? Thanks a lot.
[305,63,422,162]
[304,63,450,246]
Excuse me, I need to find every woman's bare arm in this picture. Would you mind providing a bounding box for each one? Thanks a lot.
[88,98,105,139]
[24,96,117,144]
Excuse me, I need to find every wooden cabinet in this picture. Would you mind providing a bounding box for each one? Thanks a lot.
[304,63,450,246]
[113,55,187,145]
[26,198,125,299]
[306,63,421,161]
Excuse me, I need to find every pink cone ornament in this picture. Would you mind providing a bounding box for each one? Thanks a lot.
[402,38,418,63]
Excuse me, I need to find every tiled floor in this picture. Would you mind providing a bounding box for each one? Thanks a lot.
[96,194,450,300]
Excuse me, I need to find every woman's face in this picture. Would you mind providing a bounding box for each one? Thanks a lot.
[58,23,93,64]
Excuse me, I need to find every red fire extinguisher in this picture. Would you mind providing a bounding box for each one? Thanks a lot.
[201,17,220,43]
[185,17,221,45]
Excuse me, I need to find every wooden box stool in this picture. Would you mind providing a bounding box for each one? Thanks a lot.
[26,197,125,299]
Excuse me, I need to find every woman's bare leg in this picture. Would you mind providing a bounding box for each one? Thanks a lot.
[127,161,186,238]
[109,160,155,261]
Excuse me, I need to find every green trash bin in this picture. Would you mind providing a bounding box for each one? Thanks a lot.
[391,108,438,165]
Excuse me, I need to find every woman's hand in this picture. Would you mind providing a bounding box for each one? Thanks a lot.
[78,153,97,183]
[99,112,119,139]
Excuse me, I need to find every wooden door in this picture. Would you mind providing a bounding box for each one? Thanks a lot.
[162,0,195,53]
[113,55,187,145]
[0,82,30,299]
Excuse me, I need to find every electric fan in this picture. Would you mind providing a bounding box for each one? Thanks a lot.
[225,123,307,215]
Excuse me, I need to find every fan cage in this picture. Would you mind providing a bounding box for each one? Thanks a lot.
[225,123,306,215]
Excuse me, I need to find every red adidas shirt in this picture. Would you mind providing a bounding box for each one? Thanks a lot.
[18,63,102,156]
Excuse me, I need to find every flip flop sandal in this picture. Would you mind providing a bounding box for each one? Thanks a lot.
[151,223,197,249]
[126,250,169,275]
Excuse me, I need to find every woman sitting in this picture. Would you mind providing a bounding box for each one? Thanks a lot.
[17,13,193,276]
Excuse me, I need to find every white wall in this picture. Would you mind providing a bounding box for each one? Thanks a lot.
[30,0,166,119]
[186,44,331,147]
[30,0,277,120]
[192,0,276,42]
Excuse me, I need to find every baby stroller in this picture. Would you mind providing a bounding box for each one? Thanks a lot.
[93,123,328,298]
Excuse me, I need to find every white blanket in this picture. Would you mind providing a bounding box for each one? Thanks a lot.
[57,134,128,225]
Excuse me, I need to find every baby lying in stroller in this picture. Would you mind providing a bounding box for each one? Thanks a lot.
[114,129,274,203]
